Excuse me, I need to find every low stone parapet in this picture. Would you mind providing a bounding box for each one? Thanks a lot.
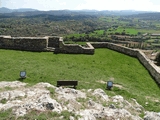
[90,42,160,85]
[54,39,94,54]
[0,36,47,51]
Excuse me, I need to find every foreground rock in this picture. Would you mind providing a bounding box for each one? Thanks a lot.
[144,112,160,120]
[0,81,159,120]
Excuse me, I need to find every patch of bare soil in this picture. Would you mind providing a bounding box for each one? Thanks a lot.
[141,50,157,60]
[114,84,123,89]
[97,79,123,89]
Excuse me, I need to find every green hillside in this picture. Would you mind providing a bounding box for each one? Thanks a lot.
[0,49,159,112]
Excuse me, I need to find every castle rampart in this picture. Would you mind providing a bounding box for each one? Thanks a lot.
[0,36,159,85]
[54,38,94,54]
[0,36,47,51]
[0,36,94,54]
[90,42,160,85]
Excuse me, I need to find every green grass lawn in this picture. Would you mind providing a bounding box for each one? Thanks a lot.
[0,49,160,111]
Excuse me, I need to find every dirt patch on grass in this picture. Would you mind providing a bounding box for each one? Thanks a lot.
[97,80,106,84]
[145,96,160,103]
[114,84,123,89]
[97,79,123,89]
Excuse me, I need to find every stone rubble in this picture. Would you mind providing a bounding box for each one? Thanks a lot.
[92,88,109,102]
[144,111,160,120]
[0,81,159,120]
[0,81,27,88]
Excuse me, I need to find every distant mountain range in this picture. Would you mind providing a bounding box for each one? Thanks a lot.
[0,7,38,13]
[0,7,157,16]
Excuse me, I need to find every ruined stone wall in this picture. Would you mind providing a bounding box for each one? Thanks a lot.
[137,51,160,84]
[0,36,47,51]
[0,36,159,84]
[47,36,60,48]
[0,36,13,49]
[91,42,138,57]
[90,42,160,84]
[0,36,94,54]
[54,38,94,54]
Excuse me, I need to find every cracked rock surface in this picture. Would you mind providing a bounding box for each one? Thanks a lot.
[0,81,159,120]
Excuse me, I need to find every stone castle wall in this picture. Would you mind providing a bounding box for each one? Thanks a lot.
[0,36,47,51]
[54,38,94,54]
[91,42,160,85]
[0,36,94,54]
[47,36,60,48]
[137,51,160,84]
[91,42,138,57]
[0,36,159,84]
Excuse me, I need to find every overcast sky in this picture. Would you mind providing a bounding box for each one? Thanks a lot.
[1,0,160,11]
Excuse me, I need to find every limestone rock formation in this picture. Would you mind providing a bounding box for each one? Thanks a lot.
[144,111,160,120]
[0,81,159,120]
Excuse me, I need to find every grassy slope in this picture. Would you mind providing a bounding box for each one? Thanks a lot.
[0,49,159,111]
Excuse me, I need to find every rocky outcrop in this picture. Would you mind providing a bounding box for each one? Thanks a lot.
[144,111,160,120]
[0,81,159,120]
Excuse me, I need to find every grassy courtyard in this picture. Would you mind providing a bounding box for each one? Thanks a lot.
[0,48,159,111]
